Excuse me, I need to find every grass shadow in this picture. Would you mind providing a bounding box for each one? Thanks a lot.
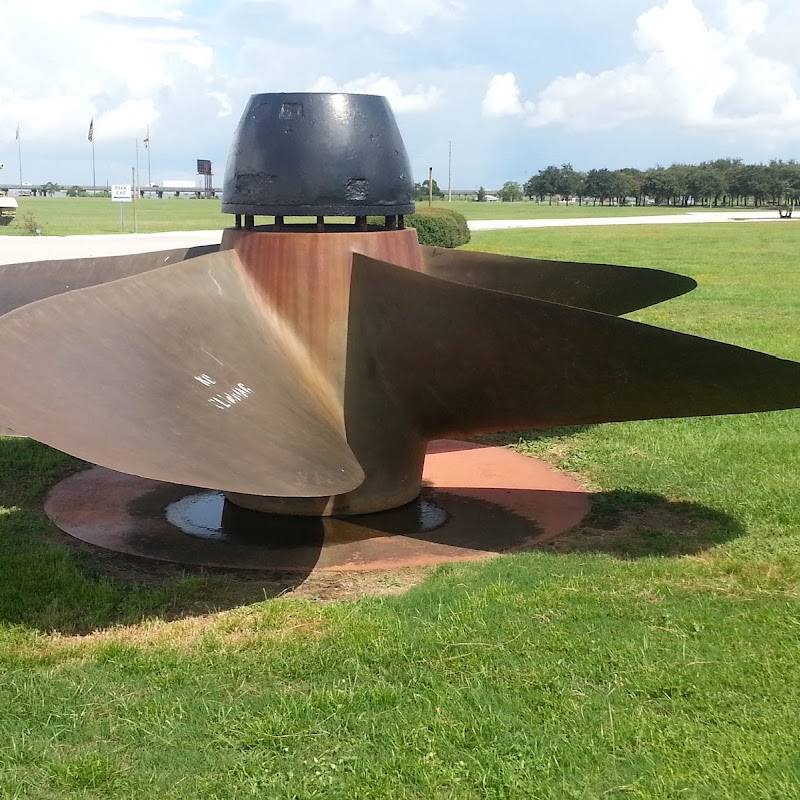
[0,436,744,636]
[0,437,328,636]
[464,425,595,448]
[538,488,743,559]
[0,504,317,636]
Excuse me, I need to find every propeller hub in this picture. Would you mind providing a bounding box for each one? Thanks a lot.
[221,93,415,220]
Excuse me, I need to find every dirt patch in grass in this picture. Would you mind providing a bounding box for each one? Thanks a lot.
[539,492,736,559]
[48,487,734,618]
[54,524,434,605]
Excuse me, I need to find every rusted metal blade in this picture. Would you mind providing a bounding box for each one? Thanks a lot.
[350,254,800,436]
[0,250,364,496]
[0,244,220,317]
[419,245,696,315]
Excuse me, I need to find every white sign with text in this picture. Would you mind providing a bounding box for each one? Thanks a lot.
[111,184,132,203]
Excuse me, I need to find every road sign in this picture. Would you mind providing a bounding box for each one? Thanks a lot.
[112,184,132,203]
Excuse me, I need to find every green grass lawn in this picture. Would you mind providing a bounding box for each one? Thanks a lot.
[0,196,701,237]
[422,199,692,220]
[3,196,228,236]
[1,222,800,798]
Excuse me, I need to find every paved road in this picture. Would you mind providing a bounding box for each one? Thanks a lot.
[0,230,224,265]
[0,210,790,265]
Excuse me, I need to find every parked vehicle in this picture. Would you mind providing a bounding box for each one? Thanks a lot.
[0,196,18,225]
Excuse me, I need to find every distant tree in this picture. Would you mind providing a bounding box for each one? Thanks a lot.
[498,181,523,202]
[523,165,561,203]
[539,165,561,204]
[523,175,544,201]
[415,178,444,201]
[766,160,790,205]
[780,160,800,205]
[66,185,87,197]
[614,168,644,205]
[476,186,487,202]
[40,181,61,197]
[573,171,588,205]
[585,168,619,205]
[642,167,680,205]
[554,163,580,202]
[686,165,726,207]
[665,164,692,205]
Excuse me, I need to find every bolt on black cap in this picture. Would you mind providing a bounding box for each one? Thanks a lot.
[221,93,416,218]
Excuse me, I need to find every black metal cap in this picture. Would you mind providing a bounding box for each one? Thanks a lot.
[222,93,415,217]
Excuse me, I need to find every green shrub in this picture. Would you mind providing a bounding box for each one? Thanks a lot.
[367,207,470,248]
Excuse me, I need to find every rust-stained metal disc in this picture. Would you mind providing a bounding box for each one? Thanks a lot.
[43,440,590,571]
[420,245,697,315]
[350,254,800,437]
[0,249,363,497]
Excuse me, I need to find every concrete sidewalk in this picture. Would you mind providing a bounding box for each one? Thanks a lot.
[0,230,224,265]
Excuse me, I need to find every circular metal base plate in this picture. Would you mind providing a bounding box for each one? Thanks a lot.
[44,440,589,572]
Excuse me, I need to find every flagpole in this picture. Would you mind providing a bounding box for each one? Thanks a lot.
[88,118,96,196]
[146,125,151,188]
[16,125,22,188]
[135,137,140,199]
[131,166,138,233]
[448,140,452,202]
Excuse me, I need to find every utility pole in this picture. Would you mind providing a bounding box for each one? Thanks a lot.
[146,125,151,188]
[135,138,140,199]
[448,141,452,202]
[88,118,96,196]
[16,124,22,188]
[131,167,138,233]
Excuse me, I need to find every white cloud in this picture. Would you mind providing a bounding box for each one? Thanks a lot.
[3,0,799,188]
[0,2,213,142]
[495,0,800,136]
[481,73,530,118]
[247,0,464,34]
[309,74,443,113]
[208,92,234,119]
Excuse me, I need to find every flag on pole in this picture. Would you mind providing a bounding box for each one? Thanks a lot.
[143,136,149,149]
[15,124,19,141]
[87,119,94,143]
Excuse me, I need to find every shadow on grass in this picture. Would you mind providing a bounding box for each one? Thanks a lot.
[0,506,316,636]
[0,437,743,635]
[0,437,320,636]
[464,426,594,448]
[539,488,742,559]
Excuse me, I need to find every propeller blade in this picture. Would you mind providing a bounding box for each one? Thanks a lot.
[0,244,220,317]
[0,249,364,497]
[420,245,696,315]
[349,254,800,437]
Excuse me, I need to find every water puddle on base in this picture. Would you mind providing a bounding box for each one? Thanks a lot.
[165,491,449,544]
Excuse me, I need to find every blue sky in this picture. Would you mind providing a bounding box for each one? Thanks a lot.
[1,0,798,192]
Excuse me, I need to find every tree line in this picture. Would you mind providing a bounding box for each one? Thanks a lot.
[500,159,800,206]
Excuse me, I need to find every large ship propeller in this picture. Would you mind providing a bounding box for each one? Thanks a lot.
[1,92,798,519]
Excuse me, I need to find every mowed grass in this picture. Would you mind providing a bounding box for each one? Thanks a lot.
[416,199,691,220]
[2,196,228,236]
[0,195,696,237]
[1,222,800,798]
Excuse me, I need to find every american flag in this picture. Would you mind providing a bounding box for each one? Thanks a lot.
[143,136,149,149]
[87,119,94,143]
[15,124,19,142]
